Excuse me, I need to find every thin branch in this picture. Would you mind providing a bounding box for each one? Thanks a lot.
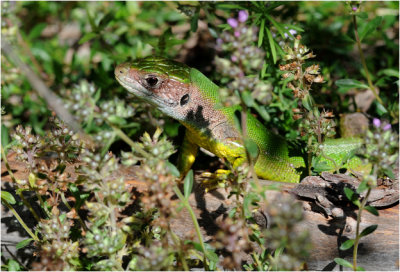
[1,38,94,147]
[352,15,383,106]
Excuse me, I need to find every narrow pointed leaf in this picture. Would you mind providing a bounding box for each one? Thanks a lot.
[339,239,355,250]
[265,27,276,64]
[1,191,16,205]
[183,170,193,199]
[334,257,353,268]
[359,224,378,238]
[364,205,379,216]
[258,19,265,47]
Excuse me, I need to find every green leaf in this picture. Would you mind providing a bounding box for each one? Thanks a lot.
[165,161,180,177]
[301,94,314,111]
[208,26,218,38]
[339,239,355,250]
[85,7,97,32]
[190,9,199,32]
[356,266,366,271]
[383,169,395,179]
[158,27,172,55]
[79,33,98,44]
[1,125,9,150]
[254,104,270,122]
[334,257,353,268]
[244,138,259,161]
[28,173,36,188]
[243,192,260,218]
[359,16,382,42]
[265,27,276,64]
[191,241,203,252]
[282,23,304,32]
[98,13,114,29]
[266,15,286,39]
[335,79,369,89]
[356,12,368,19]
[375,101,388,116]
[261,61,268,78]
[364,205,379,216]
[16,238,34,250]
[233,108,242,131]
[258,19,265,47]
[215,3,243,9]
[28,23,47,40]
[107,115,127,126]
[343,187,360,207]
[356,179,368,194]
[205,249,219,263]
[241,91,255,107]
[183,170,193,199]
[360,224,378,238]
[1,191,16,205]
[378,68,399,78]
[7,259,20,271]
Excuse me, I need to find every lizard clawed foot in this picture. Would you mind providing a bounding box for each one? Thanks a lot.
[198,169,234,192]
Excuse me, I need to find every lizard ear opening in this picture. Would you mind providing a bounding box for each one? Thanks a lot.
[180,94,190,106]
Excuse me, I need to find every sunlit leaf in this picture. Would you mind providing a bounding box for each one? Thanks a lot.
[1,191,16,205]
[183,170,193,199]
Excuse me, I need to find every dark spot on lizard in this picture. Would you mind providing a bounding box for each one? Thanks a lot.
[185,105,211,136]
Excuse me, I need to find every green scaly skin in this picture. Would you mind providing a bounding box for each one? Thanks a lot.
[115,56,368,183]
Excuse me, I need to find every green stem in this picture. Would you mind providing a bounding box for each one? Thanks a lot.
[321,150,339,173]
[170,228,189,271]
[352,15,383,105]
[173,186,209,270]
[18,191,40,222]
[352,187,371,271]
[239,101,262,196]
[2,200,39,241]
[35,191,51,218]
[352,164,377,270]
[252,252,263,271]
[1,145,17,183]
[109,124,150,157]
[109,124,136,148]
[61,192,88,231]
[307,137,313,176]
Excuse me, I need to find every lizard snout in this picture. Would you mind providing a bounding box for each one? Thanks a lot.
[114,62,130,78]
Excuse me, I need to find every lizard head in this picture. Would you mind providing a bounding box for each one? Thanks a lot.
[115,56,192,120]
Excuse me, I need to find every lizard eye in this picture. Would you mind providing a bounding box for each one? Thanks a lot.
[180,94,190,106]
[144,76,159,87]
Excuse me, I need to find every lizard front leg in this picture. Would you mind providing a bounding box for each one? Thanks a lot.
[177,130,199,179]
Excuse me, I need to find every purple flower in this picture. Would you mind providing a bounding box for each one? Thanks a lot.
[373,118,381,128]
[231,55,238,62]
[234,30,240,37]
[238,10,248,22]
[383,123,392,131]
[352,6,358,11]
[227,18,238,28]
[284,29,297,39]
[216,38,223,45]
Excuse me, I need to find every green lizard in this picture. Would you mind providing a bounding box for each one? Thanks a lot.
[115,56,367,182]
